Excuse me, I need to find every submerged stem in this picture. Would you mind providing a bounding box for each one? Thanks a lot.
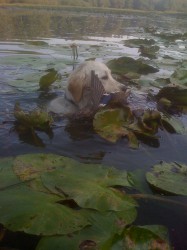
[130,193,187,208]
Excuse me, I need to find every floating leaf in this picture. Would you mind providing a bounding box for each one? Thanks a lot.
[127,131,139,149]
[161,115,186,134]
[13,153,78,193]
[0,186,89,236]
[146,162,187,195]
[39,68,60,90]
[170,62,187,86]
[93,108,163,148]
[156,32,184,42]
[139,45,159,59]
[107,57,158,78]
[93,107,134,143]
[14,103,53,131]
[26,40,49,46]
[41,163,136,212]
[139,110,161,134]
[123,225,171,250]
[13,153,77,181]
[0,157,20,190]
[127,169,151,194]
[36,209,137,250]
[13,153,136,211]
[156,86,187,106]
[124,38,155,48]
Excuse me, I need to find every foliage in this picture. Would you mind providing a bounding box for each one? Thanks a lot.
[122,225,171,250]
[37,224,171,250]
[14,102,53,131]
[39,68,60,90]
[107,57,158,79]
[41,164,136,212]
[0,154,174,250]
[0,154,136,233]
[0,186,89,236]
[0,153,173,249]
[93,106,185,148]
[124,38,155,48]
[146,162,187,195]
[170,62,187,86]
[156,86,187,107]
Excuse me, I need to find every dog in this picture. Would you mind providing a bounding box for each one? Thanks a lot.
[48,61,127,116]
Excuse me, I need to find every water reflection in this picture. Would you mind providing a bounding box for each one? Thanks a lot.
[1,8,187,41]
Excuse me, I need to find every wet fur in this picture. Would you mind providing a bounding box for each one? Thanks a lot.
[48,61,124,115]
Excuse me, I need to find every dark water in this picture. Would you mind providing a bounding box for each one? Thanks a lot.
[0,7,187,249]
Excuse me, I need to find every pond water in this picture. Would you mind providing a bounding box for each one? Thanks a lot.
[0,6,187,249]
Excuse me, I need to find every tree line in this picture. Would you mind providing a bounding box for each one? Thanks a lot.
[0,0,187,12]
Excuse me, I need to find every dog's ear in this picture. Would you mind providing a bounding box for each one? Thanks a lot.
[67,78,85,103]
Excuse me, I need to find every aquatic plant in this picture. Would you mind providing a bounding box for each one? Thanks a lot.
[0,154,172,249]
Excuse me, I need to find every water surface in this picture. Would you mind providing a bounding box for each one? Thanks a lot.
[0,7,187,249]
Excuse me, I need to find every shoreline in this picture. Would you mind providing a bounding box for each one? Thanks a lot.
[0,4,185,15]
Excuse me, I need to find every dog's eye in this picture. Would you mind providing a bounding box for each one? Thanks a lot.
[101,75,108,80]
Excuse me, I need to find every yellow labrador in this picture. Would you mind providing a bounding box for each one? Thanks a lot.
[48,61,126,116]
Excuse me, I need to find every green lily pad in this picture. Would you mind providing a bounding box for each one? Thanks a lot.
[13,153,136,211]
[13,153,78,193]
[39,68,60,90]
[14,103,53,131]
[161,115,186,134]
[127,169,151,194]
[170,62,187,86]
[156,86,187,106]
[41,163,136,212]
[139,45,160,59]
[124,39,155,48]
[0,186,89,236]
[156,32,184,42]
[36,209,137,250]
[26,40,49,46]
[93,108,139,148]
[146,162,187,195]
[123,225,171,250]
[93,108,132,142]
[0,158,20,190]
[13,153,77,181]
[107,57,158,78]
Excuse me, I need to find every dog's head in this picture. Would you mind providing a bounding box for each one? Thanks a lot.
[66,61,126,109]
[92,62,124,93]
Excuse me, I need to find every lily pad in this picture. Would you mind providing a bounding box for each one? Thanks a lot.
[107,57,158,78]
[93,108,139,148]
[26,40,49,46]
[36,209,137,250]
[0,186,89,236]
[124,39,155,48]
[14,103,53,131]
[0,158,20,190]
[13,153,77,181]
[13,153,136,211]
[13,153,78,193]
[41,163,137,211]
[146,162,187,195]
[156,86,187,106]
[93,108,132,142]
[139,45,160,59]
[156,32,184,42]
[161,115,186,134]
[123,225,171,250]
[170,62,187,86]
[39,68,60,90]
